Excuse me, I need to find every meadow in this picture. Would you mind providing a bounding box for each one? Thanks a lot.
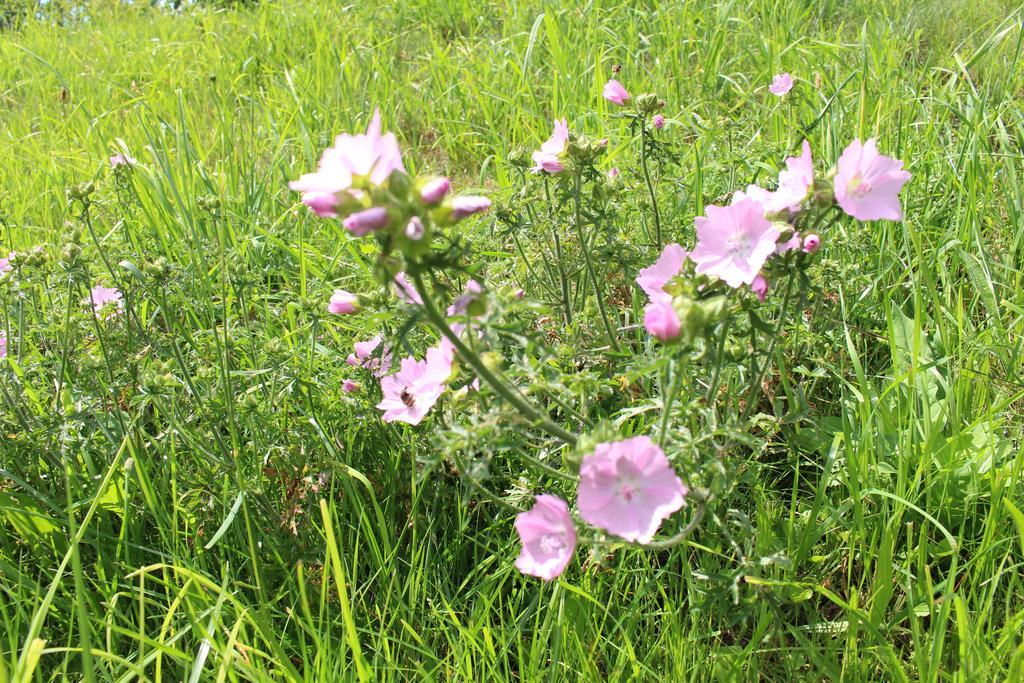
[1,0,1024,680]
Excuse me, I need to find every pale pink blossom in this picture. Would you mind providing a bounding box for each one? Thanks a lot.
[636,243,687,303]
[290,109,404,217]
[327,289,359,315]
[577,436,688,544]
[405,216,425,240]
[690,200,781,288]
[731,184,775,211]
[775,232,801,254]
[346,354,360,367]
[447,280,484,317]
[420,336,456,387]
[420,177,451,204]
[90,285,123,315]
[652,114,665,129]
[0,331,6,359]
[352,334,392,377]
[607,167,619,180]
[515,494,576,580]
[602,79,631,106]
[342,379,359,393]
[394,272,424,305]
[531,118,569,173]
[513,288,525,299]
[342,207,389,236]
[451,196,492,220]
[769,73,793,96]
[376,356,446,425]
[109,154,136,168]
[803,234,821,253]
[773,140,814,211]
[643,300,681,341]
[0,252,13,274]
[834,139,910,221]
[750,274,768,302]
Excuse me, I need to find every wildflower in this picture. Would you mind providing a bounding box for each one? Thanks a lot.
[109,154,136,168]
[327,289,359,315]
[450,196,492,220]
[690,199,781,288]
[772,140,814,211]
[803,234,821,253]
[420,336,456,386]
[531,118,569,173]
[342,207,390,236]
[607,167,620,180]
[0,252,13,274]
[602,79,631,106]
[342,379,359,393]
[643,300,681,341]
[652,114,666,129]
[394,272,424,305]
[769,73,793,96]
[636,243,688,303]
[775,231,801,254]
[750,274,769,302]
[290,108,404,217]
[376,356,446,425]
[447,280,484,316]
[0,331,6,359]
[834,139,911,221]
[90,285,124,315]
[513,288,525,299]
[405,216,426,240]
[352,334,392,377]
[577,436,688,544]
[420,177,451,204]
[515,494,577,580]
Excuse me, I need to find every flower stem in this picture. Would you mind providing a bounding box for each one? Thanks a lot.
[571,171,620,352]
[543,178,573,325]
[638,119,663,247]
[409,270,578,446]
[740,272,796,420]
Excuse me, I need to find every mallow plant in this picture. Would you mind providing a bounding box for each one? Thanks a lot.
[288,74,910,582]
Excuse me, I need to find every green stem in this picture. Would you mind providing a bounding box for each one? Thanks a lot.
[543,178,573,325]
[741,272,797,421]
[639,119,662,247]
[410,270,578,446]
[572,171,621,352]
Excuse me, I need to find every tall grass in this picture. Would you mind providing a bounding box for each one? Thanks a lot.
[1,0,1023,679]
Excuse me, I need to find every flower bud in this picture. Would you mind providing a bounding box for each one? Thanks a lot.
[644,300,681,342]
[405,216,426,240]
[652,114,666,129]
[327,289,359,315]
[635,93,662,115]
[342,207,389,236]
[802,234,821,253]
[451,196,492,220]
[420,177,450,205]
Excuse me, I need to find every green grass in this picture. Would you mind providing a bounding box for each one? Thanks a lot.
[1,0,1024,680]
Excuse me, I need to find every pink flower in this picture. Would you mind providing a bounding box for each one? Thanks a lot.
[577,436,688,544]
[342,379,359,393]
[531,118,569,174]
[342,207,389,236]
[690,200,781,288]
[90,285,123,315]
[803,233,821,253]
[602,79,631,106]
[447,279,484,316]
[834,138,911,221]
[636,243,687,303]
[327,289,359,315]
[750,274,768,302]
[289,108,404,217]
[652,114,665,130]
[346,354,360,367]
[607,167,619,180]
[0,331,6,359]
[515,494,576,580]
[353,334,392,377]
[394,272,424,305]
[775,232,801,254]
[643,300,681,341]
[376,356,446,425]
[420,177,450,204]
[420,336,456,386]
[0,252,13,274]
[772,140,814,211]
[513,288,525,299]
[451,196,492,220]
[109,154,136,168]
[769,73,793,96]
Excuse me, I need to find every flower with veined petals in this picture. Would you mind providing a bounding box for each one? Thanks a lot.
[602,79,631,106]
[289,108,404,217]
[750,274,769,302]
[451,196,492,220]
[577,436,688,544]
[394,272,424,305]
[643,300,681,341]
[515,494,577,580]
[531,118,569,174]
[690,200,781,288]
[636,243,687,303]
[327,289,359,315]
[376,356,446,425]
[834,139,911,221]
[769,73,793,96]
[803,234,821,253]
[90,285,124,315]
